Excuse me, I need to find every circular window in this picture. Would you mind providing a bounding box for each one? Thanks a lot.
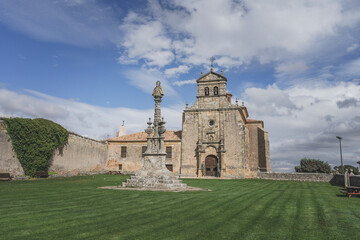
[209,120,215,126]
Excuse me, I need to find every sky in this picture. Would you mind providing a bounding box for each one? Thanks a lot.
[1,0,360,172]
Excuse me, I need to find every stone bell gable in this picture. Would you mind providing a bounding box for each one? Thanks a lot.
[180,69,271,178]
[192,70,231,109]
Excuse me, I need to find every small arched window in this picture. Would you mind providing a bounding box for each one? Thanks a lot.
[214,86,218,95]
[205,87,209,96]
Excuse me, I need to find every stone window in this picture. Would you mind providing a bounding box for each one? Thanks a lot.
[121,146,127,158]
[209,120,215,126]
[205,87,209,96]
[142,146,147,157]
[166,146,172,158]
[118,164,122,170]
[214,86,218,95]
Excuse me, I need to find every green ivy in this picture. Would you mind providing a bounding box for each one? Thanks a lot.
[2,118,68,177]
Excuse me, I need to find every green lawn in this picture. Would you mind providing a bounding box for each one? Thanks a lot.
[0,175,359,240]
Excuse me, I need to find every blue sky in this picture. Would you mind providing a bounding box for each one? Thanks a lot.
[1,0,360,172]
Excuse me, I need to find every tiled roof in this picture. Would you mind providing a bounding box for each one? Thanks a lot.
[107,130,182,141]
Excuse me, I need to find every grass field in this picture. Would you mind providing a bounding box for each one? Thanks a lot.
[0,175,359,240]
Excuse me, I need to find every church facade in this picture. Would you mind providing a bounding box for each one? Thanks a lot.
[106,69,271,178]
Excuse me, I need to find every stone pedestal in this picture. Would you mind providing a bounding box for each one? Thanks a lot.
[123,155,187,189]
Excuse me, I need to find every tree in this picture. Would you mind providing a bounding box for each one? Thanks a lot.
[295,158,331,173]
[333,165,359,175]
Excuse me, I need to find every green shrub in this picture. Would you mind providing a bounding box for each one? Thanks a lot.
[2,118,68,177]
[333,165,359,175]
[295,158,331,173]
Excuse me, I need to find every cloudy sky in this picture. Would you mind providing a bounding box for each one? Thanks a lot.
[1,0,360,172]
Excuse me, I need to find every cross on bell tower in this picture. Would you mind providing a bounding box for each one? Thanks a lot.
[209,56,215,72]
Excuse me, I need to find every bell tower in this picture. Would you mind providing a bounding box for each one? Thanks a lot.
[195,69,229,109]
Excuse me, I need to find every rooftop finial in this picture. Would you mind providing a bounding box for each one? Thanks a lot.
[122,120,125,126]
[242,101,244,107]
[235,98,239,105]
[221,70,223,76]
[209,56,215,71]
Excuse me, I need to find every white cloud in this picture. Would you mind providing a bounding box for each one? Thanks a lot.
[0,88,182,140]
[172,79,196,87]
[347,43,359,52]
[117,0,360,68]
[2,0,360,73]
[165,65,190,77]
[243,81,360,171]
[276,62,308,75]
[64,0,87,6]
[122,68,177,97]
[118,15,174,67]
[244,84,299,116]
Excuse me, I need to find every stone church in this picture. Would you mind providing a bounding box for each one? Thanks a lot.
[106,69,271,178]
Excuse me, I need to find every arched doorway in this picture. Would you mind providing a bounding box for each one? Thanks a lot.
[205,155,218,177]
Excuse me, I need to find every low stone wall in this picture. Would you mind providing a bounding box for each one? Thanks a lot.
[330,174,360,187]
[258,172,334,182]
[49,133,108,175]
[351,176,360,186]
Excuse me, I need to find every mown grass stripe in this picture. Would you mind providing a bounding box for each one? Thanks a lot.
[1,176,360,240]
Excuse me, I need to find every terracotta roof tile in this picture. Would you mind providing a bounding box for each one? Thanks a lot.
[107,130,182,141]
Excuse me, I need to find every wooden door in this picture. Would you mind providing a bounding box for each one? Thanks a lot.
[205,155,218,176]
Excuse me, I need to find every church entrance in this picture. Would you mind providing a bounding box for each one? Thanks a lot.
[205,155,218,177]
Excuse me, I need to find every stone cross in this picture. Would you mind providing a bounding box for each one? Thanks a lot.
[209,56,215,68]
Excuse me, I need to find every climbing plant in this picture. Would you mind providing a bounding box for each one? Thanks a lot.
[2,118,68,177]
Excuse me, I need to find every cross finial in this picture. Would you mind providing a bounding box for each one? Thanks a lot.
[209,56,215,68]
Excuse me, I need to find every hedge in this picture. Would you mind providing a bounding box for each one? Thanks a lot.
[295,158,331,173]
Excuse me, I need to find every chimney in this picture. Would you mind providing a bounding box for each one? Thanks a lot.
[226,92,232,103]
[117,121,126,137]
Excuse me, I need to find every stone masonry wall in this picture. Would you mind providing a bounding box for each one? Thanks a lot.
[223,109,249,178]
[247,123,260,172]
[0,120,25,177]
[49,133,108,175]
[258,172,334,182]
[107,140,181,174]
[180,111,199,177]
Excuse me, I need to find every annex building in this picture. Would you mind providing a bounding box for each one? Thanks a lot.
[106,69,271,178]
